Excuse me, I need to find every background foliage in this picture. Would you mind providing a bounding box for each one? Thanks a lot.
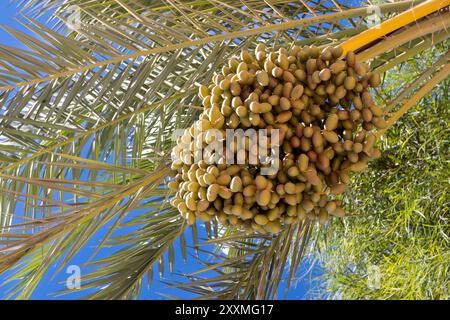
[314,46,449,299]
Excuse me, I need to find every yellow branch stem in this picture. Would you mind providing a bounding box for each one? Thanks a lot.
[356,12,450,62]
[340,0,450,55]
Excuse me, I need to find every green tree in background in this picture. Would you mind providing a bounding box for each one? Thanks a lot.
[315,46,449,299]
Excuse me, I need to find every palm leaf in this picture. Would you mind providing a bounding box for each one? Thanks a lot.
[165,221,314,299]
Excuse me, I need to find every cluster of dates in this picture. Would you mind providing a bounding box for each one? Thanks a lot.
[169,44,384,234]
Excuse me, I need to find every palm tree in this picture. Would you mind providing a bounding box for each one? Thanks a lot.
[0,0,448,299]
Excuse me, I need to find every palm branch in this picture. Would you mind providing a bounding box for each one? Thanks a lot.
[0,0,448,299]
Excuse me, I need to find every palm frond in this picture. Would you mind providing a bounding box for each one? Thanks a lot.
[166,221,314,299]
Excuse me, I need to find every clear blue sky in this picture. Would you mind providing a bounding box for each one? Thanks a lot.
[0,2,320,300]
[0,2,28,47]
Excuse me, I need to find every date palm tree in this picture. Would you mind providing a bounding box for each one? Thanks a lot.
[0,0,448,299]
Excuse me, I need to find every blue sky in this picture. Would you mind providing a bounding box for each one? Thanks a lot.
[0,2,321,300]
[0,2,26,47]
